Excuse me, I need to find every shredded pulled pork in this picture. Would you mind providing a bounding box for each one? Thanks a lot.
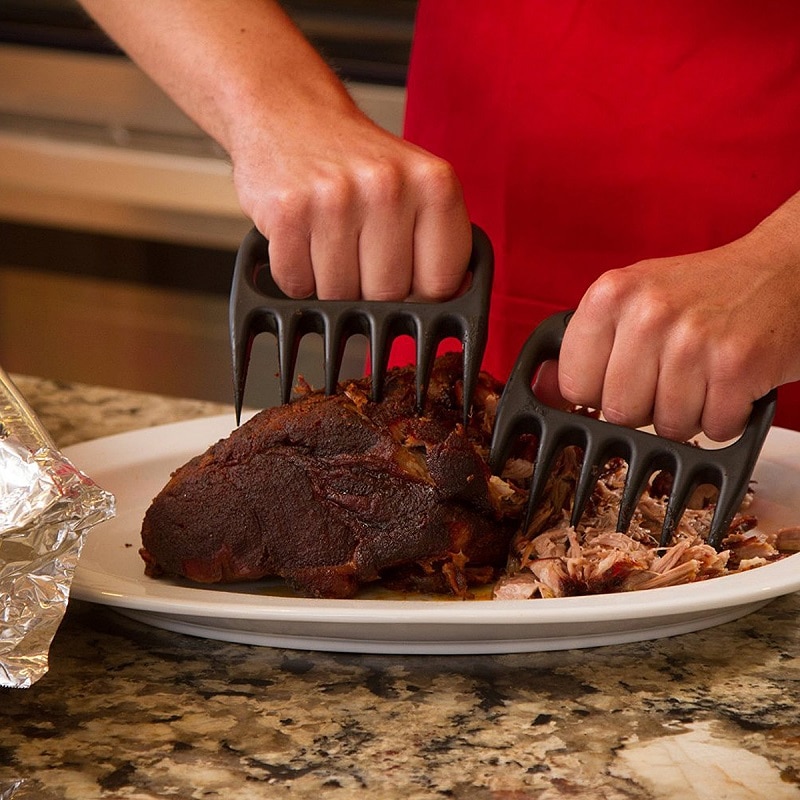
[493,450,789,600]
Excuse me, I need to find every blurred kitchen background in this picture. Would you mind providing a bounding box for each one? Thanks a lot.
[0,0,416,408]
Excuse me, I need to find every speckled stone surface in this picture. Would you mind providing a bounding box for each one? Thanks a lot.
[1,376,799,799]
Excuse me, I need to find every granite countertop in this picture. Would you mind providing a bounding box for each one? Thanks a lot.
[2,376,799,800]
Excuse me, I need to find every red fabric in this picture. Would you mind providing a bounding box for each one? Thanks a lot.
[401,0,800,430]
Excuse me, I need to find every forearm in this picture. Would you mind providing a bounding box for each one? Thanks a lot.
[77,0,472,304]
[77,0,358,159]
[739,189,800,278]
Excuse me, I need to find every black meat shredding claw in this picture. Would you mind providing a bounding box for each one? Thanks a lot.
[488,310,778,550]
[230,224,494,427]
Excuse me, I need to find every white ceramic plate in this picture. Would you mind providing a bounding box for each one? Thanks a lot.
[67,416,800,654]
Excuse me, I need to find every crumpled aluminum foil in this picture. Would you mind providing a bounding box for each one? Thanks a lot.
[0,367,115,688]
[0,780,23,800]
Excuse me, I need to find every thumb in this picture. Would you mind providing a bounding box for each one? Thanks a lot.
[531,359,574,410]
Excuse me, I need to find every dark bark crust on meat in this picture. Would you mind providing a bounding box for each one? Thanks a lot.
[140,355,521,599]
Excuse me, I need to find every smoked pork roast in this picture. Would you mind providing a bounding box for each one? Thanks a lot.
[140,355,796,600]
[140,355,526,599]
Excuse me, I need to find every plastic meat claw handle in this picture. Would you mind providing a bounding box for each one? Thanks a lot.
[488,310,777,549]
[230,224,494,427]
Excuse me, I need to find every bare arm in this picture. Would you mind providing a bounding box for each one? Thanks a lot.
[77,0,471,301]
[555,190,800,441]
[81,2,799,442]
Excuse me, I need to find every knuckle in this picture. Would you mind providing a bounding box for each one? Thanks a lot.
[314,173,355,219]
[583,268,675,332]
[630,296,675,336]
[715,341,754,381]
[580,271,629,318]
[418,158,463,209]
[267,187,313,230]
[360,160,404,205]
[268,175,355,228]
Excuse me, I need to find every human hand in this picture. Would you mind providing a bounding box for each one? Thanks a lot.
[230,104,472,303]
[76,0,472,305]
[551,219,800,442]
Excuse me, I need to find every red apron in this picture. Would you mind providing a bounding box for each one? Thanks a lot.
[402,0,800,430]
